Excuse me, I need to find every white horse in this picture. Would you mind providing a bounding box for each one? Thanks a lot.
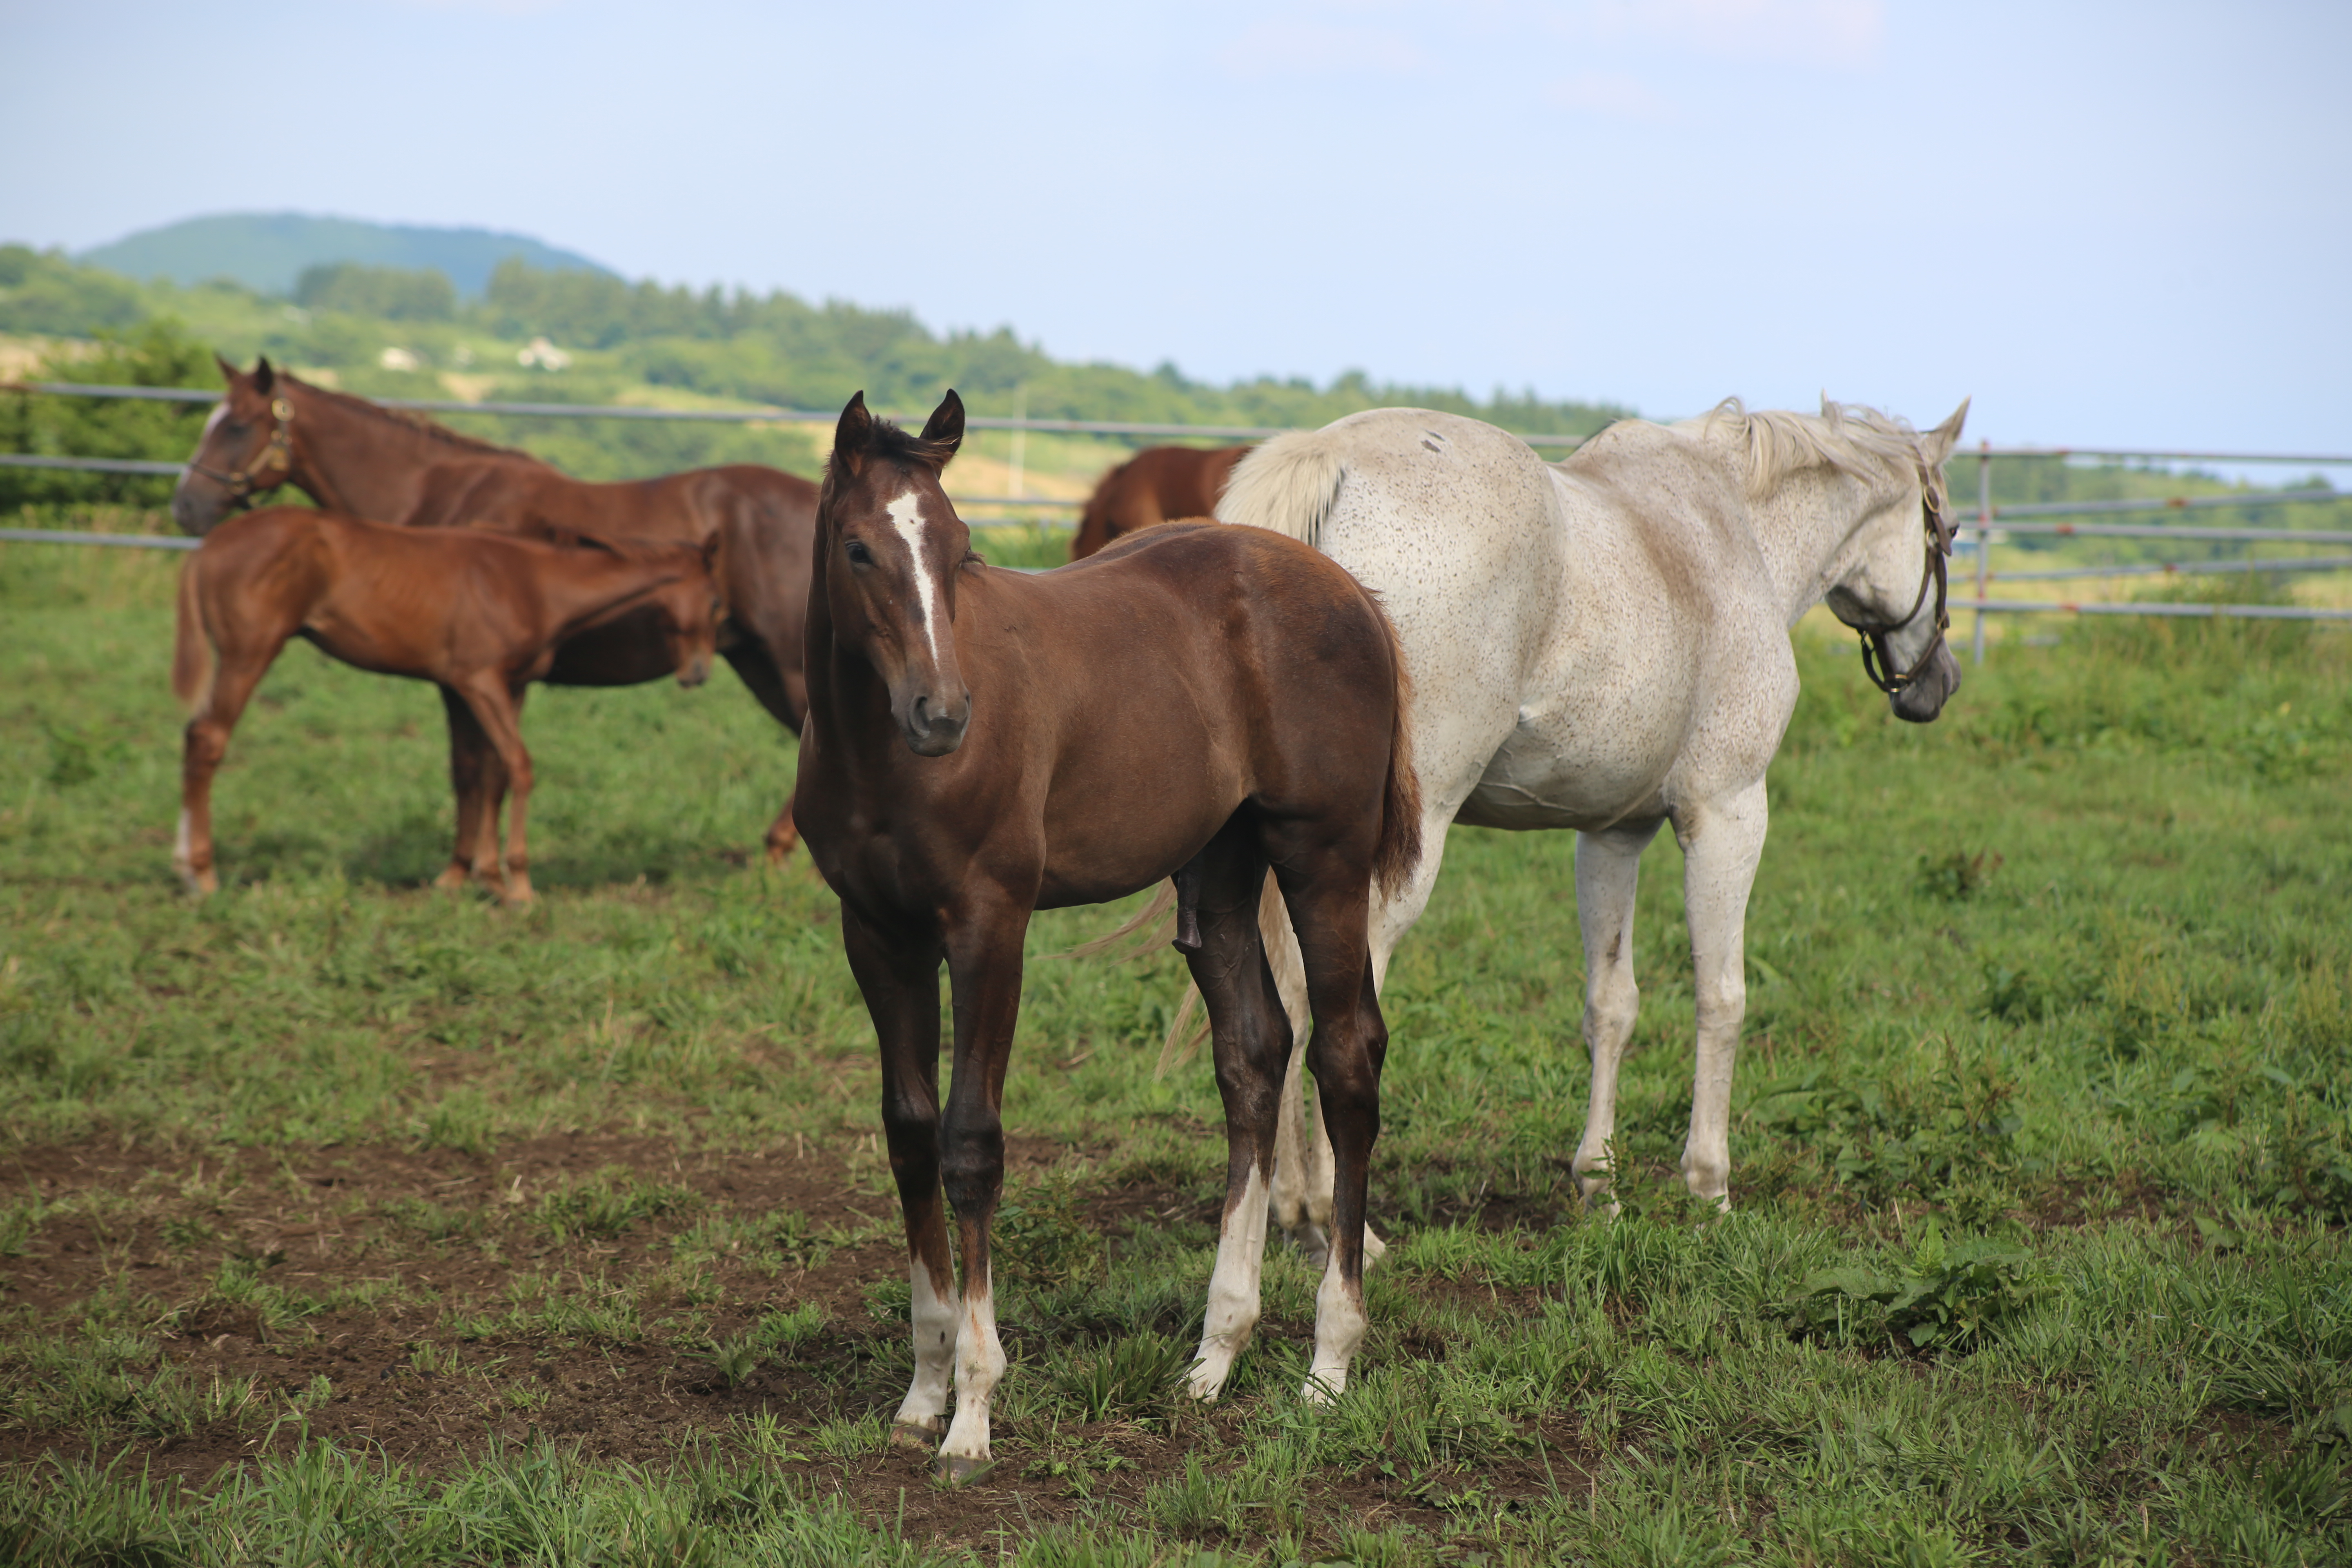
[1211,396,1969,1270]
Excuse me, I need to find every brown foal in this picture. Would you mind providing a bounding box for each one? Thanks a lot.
[794,392,1417,1482]
[171,506,720,903]
[1068,443,1252,559]
[174,356,815,863]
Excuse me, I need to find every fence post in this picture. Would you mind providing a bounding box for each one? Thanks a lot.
[1972,438,1991,664]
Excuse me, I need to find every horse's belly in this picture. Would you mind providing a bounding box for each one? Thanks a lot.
[1456,719,1667,832]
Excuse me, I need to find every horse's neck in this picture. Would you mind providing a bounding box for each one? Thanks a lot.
[1745,466,1886,629]
[290,386,458,523]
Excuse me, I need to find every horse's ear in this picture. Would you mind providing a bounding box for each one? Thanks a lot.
[1922,398,1970,467]
[919,390,965,461]
[214,352,242,388]
[252,356,276,395]
[699,533,722,571]
[833,391,872,479]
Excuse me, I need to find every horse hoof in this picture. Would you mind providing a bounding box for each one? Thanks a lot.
[889,1421,940,1451]
[933,1454,996,1487]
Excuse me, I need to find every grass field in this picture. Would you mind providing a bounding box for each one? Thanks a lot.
[2,529,2349,1566]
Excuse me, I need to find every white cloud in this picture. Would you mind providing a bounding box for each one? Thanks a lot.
[1218,20,1427,80]
[1588,0,1885,69]
[1546,69,1676,120]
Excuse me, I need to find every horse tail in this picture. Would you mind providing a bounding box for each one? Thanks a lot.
[1366,589,1422,898]
[172,552,213,712]
[1217,428,1346,550]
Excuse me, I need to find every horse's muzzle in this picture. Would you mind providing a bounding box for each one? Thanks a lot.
[676,657,712,690]
[1890,643,1961,724]
[902,691,971,756]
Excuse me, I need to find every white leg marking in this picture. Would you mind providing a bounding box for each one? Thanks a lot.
[1305,1250,1368,1403]
[884,491,948,667]
[894,1259,958,1435]
[1188,1159,1270,1400]
[937,1265,1005,1464]
[172,808,194,875]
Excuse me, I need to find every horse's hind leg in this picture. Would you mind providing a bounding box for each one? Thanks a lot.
[1182,829,1291,1401]
[1570,817,1664,1214]
[1673,781,1768,1210]
[176,637,287,896]
[1270,847,1390,1403]
[715,639,807,866]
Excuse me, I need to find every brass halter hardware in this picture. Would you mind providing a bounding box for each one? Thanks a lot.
[1849,459,1957,696]
[186,394,295,508]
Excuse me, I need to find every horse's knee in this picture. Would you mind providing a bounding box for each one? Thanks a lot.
[938,1116,1004,1212]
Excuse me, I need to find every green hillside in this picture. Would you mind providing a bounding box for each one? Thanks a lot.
[0,244,1632,508]
[78,214,614,297]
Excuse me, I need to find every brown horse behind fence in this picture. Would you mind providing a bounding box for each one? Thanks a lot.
[1068,443,1251,559]
[172,506,720,903]
[174,357,814,861]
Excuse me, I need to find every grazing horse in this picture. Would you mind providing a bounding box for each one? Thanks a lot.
[1069,444,1252,560]
[794,391,1417,1482]
[172,356,815,866]
[1212,396,1969,1256]
[171,506,721,903]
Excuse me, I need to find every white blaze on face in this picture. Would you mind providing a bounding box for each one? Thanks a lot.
[884,490,947,665]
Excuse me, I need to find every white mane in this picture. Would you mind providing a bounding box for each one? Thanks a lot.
[1680,396,1923,499]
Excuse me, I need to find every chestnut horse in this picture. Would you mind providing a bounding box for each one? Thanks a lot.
[172,356,814,866]
[1068,443,1251,559]
[172,506,720,903]
[795,391,1417,1482]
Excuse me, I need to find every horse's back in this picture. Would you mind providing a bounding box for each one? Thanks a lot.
[1225,409,1565,813]
[972,523,1403,893]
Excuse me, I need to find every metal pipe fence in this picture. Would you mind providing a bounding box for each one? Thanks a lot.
[7,379,2347,630]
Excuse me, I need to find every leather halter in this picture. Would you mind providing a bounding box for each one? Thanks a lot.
[185,393,296,509]
[1848,460,1956,695]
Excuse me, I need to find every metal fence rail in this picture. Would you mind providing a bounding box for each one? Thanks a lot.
[9,377,2348,630]
[1997,554,2352,582]
[0,527,195,551]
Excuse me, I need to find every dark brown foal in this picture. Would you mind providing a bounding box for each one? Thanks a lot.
[171,506,720,902]
[1068,443,1252,559]
[794,392,1417,1482]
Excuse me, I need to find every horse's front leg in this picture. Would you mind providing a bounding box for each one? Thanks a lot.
[452,679,535,904]
[838,907,957,1448]
[435,686,492,893]
[1181,838,1290,1400]
[934,899,1031,1485]
[1673,780,1768,1209]
[1570,817,1663,1214]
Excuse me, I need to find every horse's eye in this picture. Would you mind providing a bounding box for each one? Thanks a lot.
[845,541,875,567]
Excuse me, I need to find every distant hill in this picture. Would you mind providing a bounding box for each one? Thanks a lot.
[78,214,615,298]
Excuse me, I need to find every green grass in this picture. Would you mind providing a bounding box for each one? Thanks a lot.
[2,533,2349,1563]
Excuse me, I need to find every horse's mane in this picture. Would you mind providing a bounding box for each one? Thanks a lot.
[287,375,537,462]
[1682,397,1924,499]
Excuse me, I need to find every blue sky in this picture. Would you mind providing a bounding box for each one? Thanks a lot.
[2,0,2345,455]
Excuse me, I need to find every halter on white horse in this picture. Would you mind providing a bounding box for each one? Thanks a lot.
[1210,394,1968,1272]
